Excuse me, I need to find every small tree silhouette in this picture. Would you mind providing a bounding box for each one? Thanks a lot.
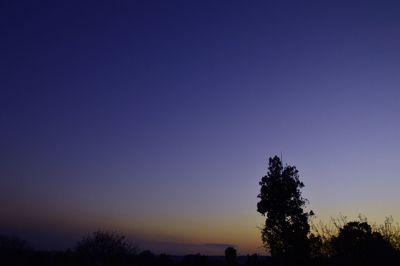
[257,156,312,265]
[75,230,137,266]
[225,247,237,265]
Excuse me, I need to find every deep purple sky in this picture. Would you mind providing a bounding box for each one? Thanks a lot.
[1,0,400,255]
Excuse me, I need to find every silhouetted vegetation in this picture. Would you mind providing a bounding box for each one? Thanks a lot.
[0,231,270,266]
[224,247,236,265]
[2,157,400,266]
[331,221,396,266]
[74,230,137,266]
[309,215,400,265]
[257,156,313,265]
[0,234,32,266]
[1,219,400,266]
[256,156,400,265]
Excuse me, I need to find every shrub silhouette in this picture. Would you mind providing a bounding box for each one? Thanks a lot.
[75,230,136,266]
[375,216,400,251]
[331,221,397,266]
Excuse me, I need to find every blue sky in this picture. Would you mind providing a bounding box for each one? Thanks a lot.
[1,0,400,255]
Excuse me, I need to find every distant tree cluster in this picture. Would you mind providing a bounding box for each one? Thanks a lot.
[0,231,266,266]
[0,231,138,266]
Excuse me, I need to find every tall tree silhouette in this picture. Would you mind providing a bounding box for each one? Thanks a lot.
[257,156,312,265]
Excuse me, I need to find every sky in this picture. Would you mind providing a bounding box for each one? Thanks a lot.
[1,0,400,255]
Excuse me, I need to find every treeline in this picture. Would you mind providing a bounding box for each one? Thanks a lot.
[0,230,265,266]
[2,217,400,266]
[3,157,400,266]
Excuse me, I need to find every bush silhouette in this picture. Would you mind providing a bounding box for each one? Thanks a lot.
[331,221,397,266]
[75,230,136,266]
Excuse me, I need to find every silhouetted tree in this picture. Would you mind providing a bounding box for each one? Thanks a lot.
[75,230,137,266]
[224,247,237,265]
[257,156,312,265]
[331,221,397,266]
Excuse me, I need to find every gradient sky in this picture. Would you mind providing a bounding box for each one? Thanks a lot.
[1,0,400,255]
